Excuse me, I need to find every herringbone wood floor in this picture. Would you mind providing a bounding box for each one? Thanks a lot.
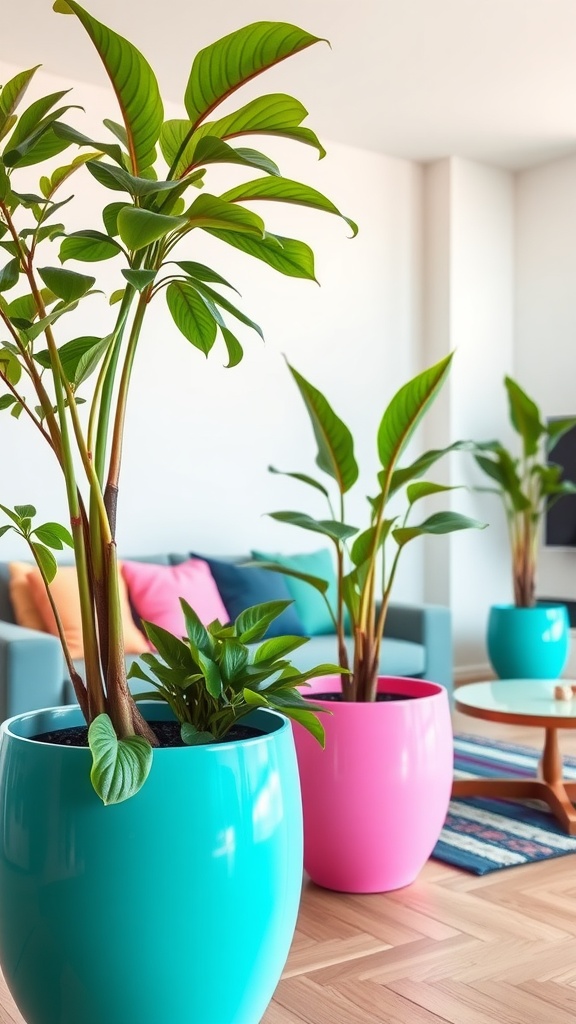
[1,713,575,1023]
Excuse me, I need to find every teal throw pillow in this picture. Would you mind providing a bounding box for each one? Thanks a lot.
[251,548,337,637]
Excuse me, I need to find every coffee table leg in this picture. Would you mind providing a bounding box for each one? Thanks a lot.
[541,728,562,784]
[452,727,576,835]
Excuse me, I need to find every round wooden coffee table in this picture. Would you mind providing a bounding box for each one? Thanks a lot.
[453,679,576,835]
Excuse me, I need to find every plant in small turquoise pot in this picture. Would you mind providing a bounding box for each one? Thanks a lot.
[261,353,485,892]
[0,3,352,1020]
[473,377,576,678]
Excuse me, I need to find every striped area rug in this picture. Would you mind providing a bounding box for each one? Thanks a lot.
[432,734,576,875]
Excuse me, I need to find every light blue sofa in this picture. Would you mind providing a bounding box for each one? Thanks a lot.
[0,553,453,719]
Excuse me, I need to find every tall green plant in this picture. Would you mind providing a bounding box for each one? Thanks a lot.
[473,377,576,607]
[0,2,355,801]
[263,354,485,701]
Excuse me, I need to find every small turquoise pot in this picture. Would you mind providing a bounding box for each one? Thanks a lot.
[487,602,570,679]
[0,704,303,1024]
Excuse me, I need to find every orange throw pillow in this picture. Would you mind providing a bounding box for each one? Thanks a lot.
[8,562,45,632]
[25,563,148,660]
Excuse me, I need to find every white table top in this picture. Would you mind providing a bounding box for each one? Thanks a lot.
[455,679,576,727]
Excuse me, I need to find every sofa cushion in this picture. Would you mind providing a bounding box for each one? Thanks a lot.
[287,634,426,679]
[26,563,149,659]
[121,558,228,638]
[191,554,305,637]
[251,548,338,636]
[8,563,45,631]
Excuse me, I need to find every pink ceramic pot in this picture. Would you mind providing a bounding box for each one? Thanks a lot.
[294,676,453,893]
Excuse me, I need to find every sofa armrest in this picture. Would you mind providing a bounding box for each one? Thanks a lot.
[383,603,453,690]
[0,621,66,719]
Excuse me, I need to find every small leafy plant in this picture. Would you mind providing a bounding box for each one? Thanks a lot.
[263,353,485,702]
[128,599,338,747]
[0,2,354,801]
[473,377,576,607]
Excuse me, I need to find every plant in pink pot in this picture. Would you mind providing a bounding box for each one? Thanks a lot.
[263,353,486,892]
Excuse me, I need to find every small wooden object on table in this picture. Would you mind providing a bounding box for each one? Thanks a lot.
[453,679,576,835]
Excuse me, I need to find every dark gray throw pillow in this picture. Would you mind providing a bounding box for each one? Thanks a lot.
[190,555,305,638]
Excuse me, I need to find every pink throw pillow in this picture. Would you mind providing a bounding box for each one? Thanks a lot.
[121,559,228,640]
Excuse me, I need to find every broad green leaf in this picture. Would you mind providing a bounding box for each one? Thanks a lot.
[42,151,103,198]
[393,512,487,547]
[184,22,323,129]
[287,362,358,493]
[406,482,460,504]
[268,510,358,543]
[191,93,325,158]
[174,261,238,292]
[102,201,131,236]
[220,641,249,683]
[208,228,316,280]
[0,258,19,292]
[0,503,24,524]
[0,115,16,144]
[377,354,453,474]
[547,417,576,453]
[14,503,36,520]
[59,230,123,263]
[253,635,307,663]
[197,650,222,698]
[180,598,213,657]
[474,448,529,512]
[3,89,70,154]
[191,280,264,339]
[8,125,73,168]
[250,561,330,595]
[387,441,473,497]
[33,521,73,549]
[271,703,325,745]
[187,135,280,176]
[222,177,357,236]
[55,0,163,173]
[36,335,111,388]
[242,688,269,708]
[103,118,128,148]
[121,269,156,291]
[236,599,293,644]
[109,288,125,305]
[0,348,21,386]
[0,66,40,124]
[52,122,124,163]
[0,524,12,537]
[504,376,543,458]
[37,266,95,302]
[166,281,218,355]
[88,714,152,804]
[187,193,265,236]
[268,465,330,498]
[350,525,387,568]
[31,542,58,583]
[141,621,194,671]
[181,723,215,746]
[221,327,243,368]
[87,159,189,198]
[117,207,186,250]
[0,395,16,411]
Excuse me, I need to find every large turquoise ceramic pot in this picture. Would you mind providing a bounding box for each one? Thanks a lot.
[0,703,302,1024]
[487,602,570,679]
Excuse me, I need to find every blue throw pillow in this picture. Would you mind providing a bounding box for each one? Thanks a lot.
[190,555,305,638]
[251,549,337,637]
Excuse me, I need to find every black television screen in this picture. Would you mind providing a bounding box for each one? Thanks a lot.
[545,418,576,547]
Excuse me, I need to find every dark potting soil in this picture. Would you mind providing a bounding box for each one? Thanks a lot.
[308,691,418,703]
[33,721,263,748]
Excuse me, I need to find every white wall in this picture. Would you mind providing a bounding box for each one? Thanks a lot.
[0,62,424,605]
[422,158,515,677]
[515,154,576,606]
